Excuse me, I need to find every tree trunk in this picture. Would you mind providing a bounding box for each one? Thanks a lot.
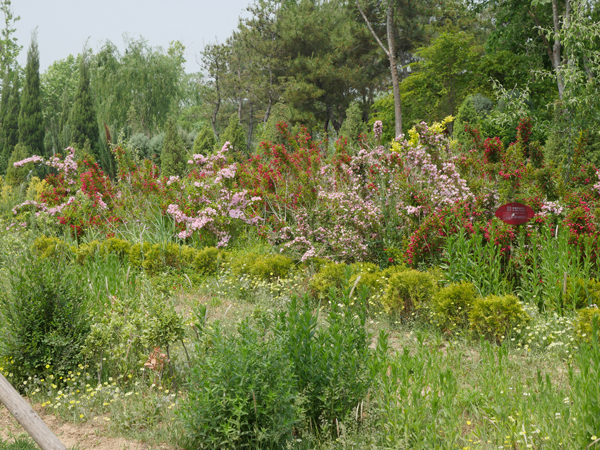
[387,3,402,136]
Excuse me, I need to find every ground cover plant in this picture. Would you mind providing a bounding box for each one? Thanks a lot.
[1,116,600,449]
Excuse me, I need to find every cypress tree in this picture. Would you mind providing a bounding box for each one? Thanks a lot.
[69,56,99,157]
[1,70,20,174]
[5,143,34,186]
[160,117,186,177]
[220,114,247,156]
[19,34,45,157]
[339,102,367,146]
[192,127,216,154]
[0,70,11,127]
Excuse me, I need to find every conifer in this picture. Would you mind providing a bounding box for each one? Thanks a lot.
[69,57,99,158]
[160,117,186,177]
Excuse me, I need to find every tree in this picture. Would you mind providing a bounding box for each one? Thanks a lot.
[339,102,368,145]
[91,38,186,134]
[68,55,99,158]
[5,142,33,186]
[160,118,186,177]
[192,127,216,154]
[356,0,430,136]
[200,43,229,140]
[1,69,18,173]
[0,68,9,125]
[0,0,21,77]
[19,32,44,157]
[220,113,247,157]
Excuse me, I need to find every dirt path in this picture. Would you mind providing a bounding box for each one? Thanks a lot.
[0,404,159,450]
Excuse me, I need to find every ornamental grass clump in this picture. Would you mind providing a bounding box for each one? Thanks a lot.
[468,294,530,343]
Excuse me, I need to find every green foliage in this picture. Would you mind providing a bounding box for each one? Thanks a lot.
[5,143,35,186]
[83,292,184,379]
[33,235,73,258]
[192,127,216,154]
[0,253,90,388]
[220,113,247,156]
[338,102,367,146]
[0,437,38,450]
[468,294,530,342]
[432,281,478,331]
[1,70,20,173]
[260,103,291,145]
[69,57,99,158]
[575,307,600,343]
[453,95,480,148]
[18,34,45,157]
[383,269,437,315]
[180,319,298,449]
[569,316,600,447]
[232,253,293,281]
[564,277,600,310]
[160,117,187,177]
[194,246,226,275]
[309,262,348,298]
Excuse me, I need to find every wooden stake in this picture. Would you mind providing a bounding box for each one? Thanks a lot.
[0,373,66,450]
[563,272,568,297]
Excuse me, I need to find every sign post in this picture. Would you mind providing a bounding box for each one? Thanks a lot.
[0,373,66,450]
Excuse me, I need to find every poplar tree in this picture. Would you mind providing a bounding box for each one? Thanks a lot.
[68,56,98,158]
[18,33,44,156]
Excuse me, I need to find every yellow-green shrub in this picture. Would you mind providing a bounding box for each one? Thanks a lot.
[75,240,101,263]
[468,294,530,342]
[33,236,73,258]
[432,281,477,330]
[309,262,347,297]
[565,277,600,309]
[575,307,600,343]
[194,247,226,275]
[232,253,293,280]
[383,269,437,315]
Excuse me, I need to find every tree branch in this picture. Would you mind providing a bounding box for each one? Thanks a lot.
[356,0,390,58]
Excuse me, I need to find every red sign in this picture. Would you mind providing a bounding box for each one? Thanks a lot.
[495,202,535,225]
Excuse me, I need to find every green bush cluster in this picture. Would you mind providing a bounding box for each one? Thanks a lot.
[432,281,478,330]
[468,294,530,343]
[383,269,438,316]
[180,294,371,449]
[231,252,294,281]
[34,235,226,275]
[310,261,406,298]
[565,277,600,310]
[575,307,600,343]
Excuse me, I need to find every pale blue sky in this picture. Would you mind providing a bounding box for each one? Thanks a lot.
[13,0,251,73]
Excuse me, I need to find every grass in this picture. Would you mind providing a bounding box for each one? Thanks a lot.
[0,220,599,449]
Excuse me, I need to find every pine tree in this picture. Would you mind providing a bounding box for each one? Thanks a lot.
[160,117,186,177]
[192,127,216,154]
[1,70,19,174]
[69,57,99,158]
[18,34,44,157]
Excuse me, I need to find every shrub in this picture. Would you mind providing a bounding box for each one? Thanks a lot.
[309,262,348,298]
[575,307,600,343]
[33,235,73,259]
[232,253,294,281]
[432,281,477,331]
[180,320,298,449]
[383,269,437,316]
[468,294,530,342]
[277,294,371,429]
[0,253,90,387]
[83,293,184,379]
[565,277,600,310]
[194,246,226,275]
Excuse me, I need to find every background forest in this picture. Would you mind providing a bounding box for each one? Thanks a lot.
[1,0,599,177]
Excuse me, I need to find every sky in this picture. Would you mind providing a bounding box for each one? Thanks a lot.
[13,0,251,74]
